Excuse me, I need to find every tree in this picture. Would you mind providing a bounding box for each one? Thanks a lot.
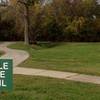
[17,0,37,44]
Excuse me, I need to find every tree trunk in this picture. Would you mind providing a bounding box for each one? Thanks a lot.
[24,5,29,45]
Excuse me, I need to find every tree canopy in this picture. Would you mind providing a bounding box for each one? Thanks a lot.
[0,0,100,42]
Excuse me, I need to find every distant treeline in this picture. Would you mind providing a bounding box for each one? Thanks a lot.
[0,0,100,42]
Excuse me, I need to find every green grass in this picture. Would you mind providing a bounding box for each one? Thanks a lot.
[0,52,2,56]
[0,51,4,56]
[9,42,100,75]
[1,75,100,100]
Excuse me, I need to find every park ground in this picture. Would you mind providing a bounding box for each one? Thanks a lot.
[1,42,100,100]
[0,52,3,55]
[9,42,100,76]
[0,51,4,56]
[0,75,100,100]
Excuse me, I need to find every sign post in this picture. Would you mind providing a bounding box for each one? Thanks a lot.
[0,59,13,92]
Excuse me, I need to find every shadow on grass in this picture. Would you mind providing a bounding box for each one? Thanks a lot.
[35,41,62,48]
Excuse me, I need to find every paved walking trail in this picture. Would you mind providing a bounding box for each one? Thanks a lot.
[0,42,100,85]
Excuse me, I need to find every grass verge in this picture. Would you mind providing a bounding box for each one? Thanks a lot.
[0,75,100,100]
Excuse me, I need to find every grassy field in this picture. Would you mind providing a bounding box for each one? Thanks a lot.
[0,51,4,56]
[0,52,2,56]
[0,75,100,100]
[9,42,100,75]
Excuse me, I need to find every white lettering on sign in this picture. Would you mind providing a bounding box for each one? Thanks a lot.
[0,80,6,87]
[3,62,8,70]
[0,71,5,78]
[0,62,8,70]
[0,62,9,87]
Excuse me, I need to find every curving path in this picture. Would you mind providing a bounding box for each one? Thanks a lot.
[1,42,100,85]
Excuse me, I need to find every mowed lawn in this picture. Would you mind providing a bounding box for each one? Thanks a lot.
[0,52,2,56]
[9,42,100,75]
[0,51,4,56]
[0,75,100,100]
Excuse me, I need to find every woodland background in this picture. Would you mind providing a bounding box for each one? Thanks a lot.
[0,0,100,42]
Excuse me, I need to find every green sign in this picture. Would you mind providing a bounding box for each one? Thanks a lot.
[0,59,13,92]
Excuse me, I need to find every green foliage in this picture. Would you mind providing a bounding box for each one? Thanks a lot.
[18,0,38,6]
[0,0,100,42]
